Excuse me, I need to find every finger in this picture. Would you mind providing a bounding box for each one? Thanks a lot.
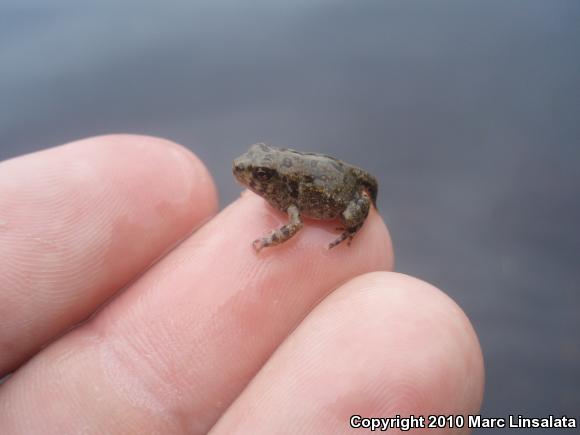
[0,192,393,434]
[211,272,484,435]
[0,134,217,374]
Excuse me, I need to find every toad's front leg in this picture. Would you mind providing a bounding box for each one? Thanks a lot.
[253,204,303,252]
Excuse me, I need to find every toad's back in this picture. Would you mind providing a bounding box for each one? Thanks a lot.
[277,149,377,219]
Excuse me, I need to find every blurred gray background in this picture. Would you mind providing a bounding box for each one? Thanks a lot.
[1,0,579,431]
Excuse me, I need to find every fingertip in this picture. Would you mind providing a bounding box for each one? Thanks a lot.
[0,134,218,374]
[79,134,219,217]
[213,271,484,434]
[332,271,485,415]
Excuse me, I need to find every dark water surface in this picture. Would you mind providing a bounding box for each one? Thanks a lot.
[1,0,579,431]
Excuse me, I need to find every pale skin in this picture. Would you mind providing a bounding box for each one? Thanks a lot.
[0,135,484,434]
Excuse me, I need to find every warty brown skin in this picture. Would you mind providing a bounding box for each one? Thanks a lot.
[233,143,378,252]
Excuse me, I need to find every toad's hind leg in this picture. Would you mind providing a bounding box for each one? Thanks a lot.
[328,191,371,249]
[253,204,303,252]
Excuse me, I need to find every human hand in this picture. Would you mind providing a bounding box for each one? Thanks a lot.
[0,135,483,434]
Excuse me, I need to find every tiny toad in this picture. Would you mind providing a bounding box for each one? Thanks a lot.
[233,143,378,252]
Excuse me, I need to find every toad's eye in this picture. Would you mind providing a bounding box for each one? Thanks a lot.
[253,167,274,181]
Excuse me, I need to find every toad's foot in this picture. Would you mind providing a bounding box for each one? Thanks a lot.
[253,204,303,252]
[328,230,356,249]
